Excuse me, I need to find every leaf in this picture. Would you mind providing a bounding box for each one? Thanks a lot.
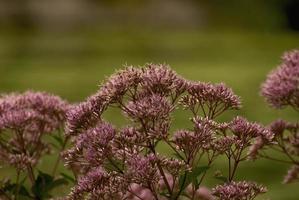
[32,171,54,198]
[17,185,31,197]
[48,178,68,190]
[2,182,31,198]
[171,153,185,161]
[51,134,64,148]
[32,171,68,199]
[215,176,228,183]
[60,172,75,183]
[178,166,210,192]
[190,166,210,188]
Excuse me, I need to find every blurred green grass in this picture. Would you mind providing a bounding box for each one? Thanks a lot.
[0,29,299,199]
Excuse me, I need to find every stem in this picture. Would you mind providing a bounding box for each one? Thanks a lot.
[27,165,35,186]
[128,189,143,200]
[198,156,214,186]
[147,182,159,200]
[15,171,20,200]
[107,158,124,174]
[228,146,243,182]
[52,136,69,176]
[228,151,231,180]
[174,171,187,200]
[164,140,185,161]
[148,145,173,197]
[229,160,239,182]
[15,130,35,186]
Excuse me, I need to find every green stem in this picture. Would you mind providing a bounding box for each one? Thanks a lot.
[15,171,20,200]
[52,136,69,176]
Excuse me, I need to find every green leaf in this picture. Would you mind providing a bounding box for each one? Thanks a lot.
[2,182,31,198]
[51,134,64,148]
[60,172,75,183]
[17,185,31,197]
[171,153,185,161]
[178,166,210,192]
[49,178,68,190]
[32,171,68,199]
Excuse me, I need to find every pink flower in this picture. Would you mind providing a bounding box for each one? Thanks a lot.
[261,49,299,109]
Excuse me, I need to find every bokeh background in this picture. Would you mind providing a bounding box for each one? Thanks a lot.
[0,0,299,199]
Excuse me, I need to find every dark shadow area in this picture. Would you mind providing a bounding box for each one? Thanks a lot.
[285,0,299,31]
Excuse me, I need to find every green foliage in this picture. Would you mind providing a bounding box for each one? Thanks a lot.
[31,171,68,199]
[178,166,210,192]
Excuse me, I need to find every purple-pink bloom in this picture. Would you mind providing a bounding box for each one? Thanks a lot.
[230,116,274,142]
[127,154,159,185]
[125,94,173,121]
[141,64,188,95]
[261,49,299,109]
[0,91,69,170]
[212,181,267,200]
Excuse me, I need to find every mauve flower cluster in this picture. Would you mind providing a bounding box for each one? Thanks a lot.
[212,181,267,200]
[0,91,69,171]
[259,49,299,184]
[64,64,269,200]
[261,49,299,109]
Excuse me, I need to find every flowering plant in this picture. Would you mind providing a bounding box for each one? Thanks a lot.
[0,91,70,200]
[252,49,299,184]
[63,64,270,200]
[2,53,298,199]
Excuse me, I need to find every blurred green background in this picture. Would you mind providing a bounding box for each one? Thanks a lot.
[0,0,299,199]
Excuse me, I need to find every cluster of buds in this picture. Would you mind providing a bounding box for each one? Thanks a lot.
[64,64,269,200]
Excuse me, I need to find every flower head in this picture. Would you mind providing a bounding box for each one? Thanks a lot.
[98,66,142,103]
[230,116,274,141]
[125,94,172,121]
[75,169,127,199]
[212,181,267,200]
[0,91,69,170]
[261,49,299,109]
[66,122,116,167]
[181,82,241,118]
[141,64,187,95]
[126,154,159,185]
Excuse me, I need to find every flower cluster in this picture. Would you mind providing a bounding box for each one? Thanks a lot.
[0,91,69,171]
[259,49,299,184]
[212,181,267,200]
[180,82,241,118]
[64,64,269,200]
[261,49,299,109]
